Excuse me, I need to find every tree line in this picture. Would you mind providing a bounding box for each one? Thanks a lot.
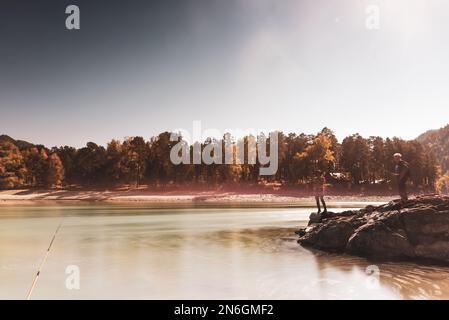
[0,128,441,191]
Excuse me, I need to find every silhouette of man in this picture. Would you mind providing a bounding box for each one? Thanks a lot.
[394,153,410,201]
[313,170,327,214]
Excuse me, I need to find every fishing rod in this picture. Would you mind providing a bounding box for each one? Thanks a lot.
[26,218,64,300]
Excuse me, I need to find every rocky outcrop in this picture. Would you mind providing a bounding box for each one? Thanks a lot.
[297,195,449,263]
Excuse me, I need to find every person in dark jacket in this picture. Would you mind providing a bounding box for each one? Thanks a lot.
[394,153,410,201]
[313,170,327,214]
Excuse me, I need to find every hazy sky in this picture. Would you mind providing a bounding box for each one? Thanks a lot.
[1,0,448,147]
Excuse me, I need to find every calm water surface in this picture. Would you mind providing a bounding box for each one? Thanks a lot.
[1,204,449,300]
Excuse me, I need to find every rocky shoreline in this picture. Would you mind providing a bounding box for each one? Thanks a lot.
[297,195,449,264]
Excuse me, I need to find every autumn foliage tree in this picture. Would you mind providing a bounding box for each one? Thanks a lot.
[291,134,335,182]
[0,141,27,189]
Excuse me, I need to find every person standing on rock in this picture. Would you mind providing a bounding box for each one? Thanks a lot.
[313,170,327,214]
[394,153,410,201]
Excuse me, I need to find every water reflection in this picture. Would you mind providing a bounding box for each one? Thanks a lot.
[264,228,449,300]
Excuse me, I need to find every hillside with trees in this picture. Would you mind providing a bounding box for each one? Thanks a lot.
[0,129,442,193]
[417,124,449,193]
[417,124,449,174]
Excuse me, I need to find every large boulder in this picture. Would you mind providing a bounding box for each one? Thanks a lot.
[346,221,414,259]
[297,195,449,264]
[300,220,354,251]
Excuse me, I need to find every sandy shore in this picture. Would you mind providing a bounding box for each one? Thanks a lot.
[0,189,394,207]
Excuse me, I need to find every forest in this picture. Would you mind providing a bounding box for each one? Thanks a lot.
[0,127,445,193]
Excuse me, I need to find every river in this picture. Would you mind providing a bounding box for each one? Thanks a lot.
[1,204,449,299]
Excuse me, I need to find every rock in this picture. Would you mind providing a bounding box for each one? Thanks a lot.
[297,195,449,264]
[295,228,306,237]
[308,212,322,225]
[300,220,354,251]
[346,221,414,259]
[415,241,449,261]
[307,211,336,225]
[401,207,449,244]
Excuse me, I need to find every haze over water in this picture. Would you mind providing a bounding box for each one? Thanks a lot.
[1,204,449,299]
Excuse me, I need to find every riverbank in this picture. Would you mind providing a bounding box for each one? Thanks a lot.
[0,189,393,207]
